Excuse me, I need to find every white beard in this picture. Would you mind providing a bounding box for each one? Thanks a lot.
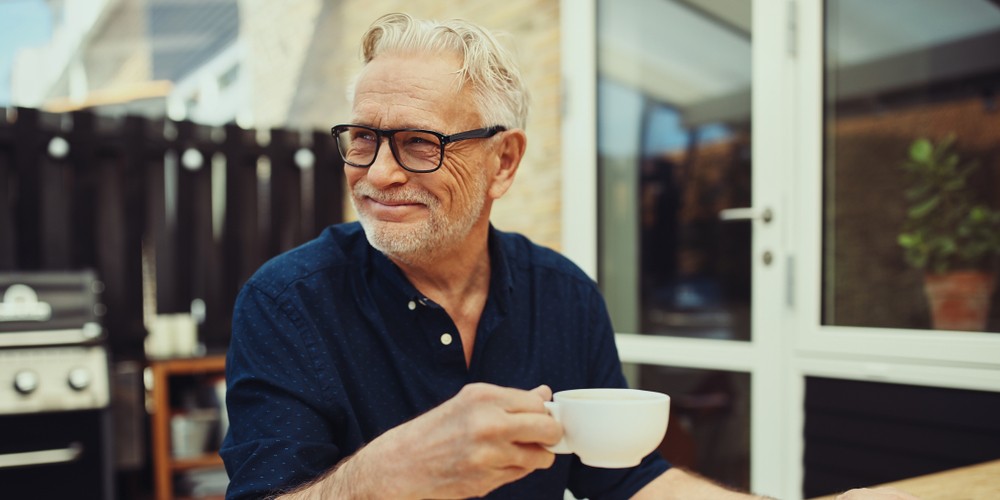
[351,174,488,264]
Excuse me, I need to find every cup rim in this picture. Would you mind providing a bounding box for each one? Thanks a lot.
[553,388,669,403]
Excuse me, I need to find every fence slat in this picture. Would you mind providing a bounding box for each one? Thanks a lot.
[269,129,303,254]
[0,112,15,268]
[12,108,42,269]
[0,108,342,356]
[312,130,343,229]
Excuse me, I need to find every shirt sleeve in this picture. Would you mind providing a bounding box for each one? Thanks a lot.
[566,285,671,500]
[220,283,344,500]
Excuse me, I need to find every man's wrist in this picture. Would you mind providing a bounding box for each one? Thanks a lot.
[277,443,404,500]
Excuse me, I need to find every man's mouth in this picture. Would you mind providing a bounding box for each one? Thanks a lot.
[368,196,418,207]
[361,196,426,221]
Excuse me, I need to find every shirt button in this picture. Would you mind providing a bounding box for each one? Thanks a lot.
[440,333,453,346]
[408,300,416,310]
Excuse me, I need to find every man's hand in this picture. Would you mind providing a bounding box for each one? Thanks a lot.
[379,383,562,498]
[282,383,562,499]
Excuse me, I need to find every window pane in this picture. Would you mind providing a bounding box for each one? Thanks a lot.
[597,0,753,340]
[823,0,1000,332]
[625,363,751,491]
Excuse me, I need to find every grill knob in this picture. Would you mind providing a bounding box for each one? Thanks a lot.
[68,368,92,391]
[14,370,40,395]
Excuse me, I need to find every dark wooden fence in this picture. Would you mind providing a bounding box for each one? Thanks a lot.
[0,107,344,357]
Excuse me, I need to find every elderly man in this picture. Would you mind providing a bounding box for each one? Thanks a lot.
[220,12,914,500]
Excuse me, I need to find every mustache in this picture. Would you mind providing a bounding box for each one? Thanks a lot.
[352,181,436,206]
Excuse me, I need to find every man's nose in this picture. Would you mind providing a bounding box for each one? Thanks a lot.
[366,138,408,188]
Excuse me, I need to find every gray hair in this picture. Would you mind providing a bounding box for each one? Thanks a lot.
[354,12,528,130]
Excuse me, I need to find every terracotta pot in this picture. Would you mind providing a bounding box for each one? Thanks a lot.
[923,270,997,331]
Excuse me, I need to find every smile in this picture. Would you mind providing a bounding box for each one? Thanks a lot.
[362,196,427,221]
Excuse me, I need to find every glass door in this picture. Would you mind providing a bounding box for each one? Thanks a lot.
[562,0,795,495]
[597,0,757,490]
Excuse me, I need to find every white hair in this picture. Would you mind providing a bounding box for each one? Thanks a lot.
[352,12,529,130]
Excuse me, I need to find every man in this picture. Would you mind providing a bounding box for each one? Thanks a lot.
[220,12,914,500]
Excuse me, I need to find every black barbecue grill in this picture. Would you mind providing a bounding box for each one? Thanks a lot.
[0,270,114,500]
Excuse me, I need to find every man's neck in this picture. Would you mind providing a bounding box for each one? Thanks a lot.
[390,227,492,306]
[389,224,492,366]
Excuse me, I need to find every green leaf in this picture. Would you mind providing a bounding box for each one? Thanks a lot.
[938,238,957,255]
[909,138,933,163]
[908,195,940,219]
[898,233,918,248]
[904,184,932,200]
[943,177,965,191]
[970,206,988,222]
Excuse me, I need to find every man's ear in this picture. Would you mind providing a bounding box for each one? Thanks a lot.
[488,129,527,200]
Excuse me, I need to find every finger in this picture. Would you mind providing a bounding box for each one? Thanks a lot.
[491,442,557,473]
[490,464,536,488]
[480,385,548,414]
[529,384,553,402]
[504,411,564,445]
[509,442,557,470]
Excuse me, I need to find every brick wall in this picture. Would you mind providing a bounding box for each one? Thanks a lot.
[238,0,325,128]
[239,0,563,250]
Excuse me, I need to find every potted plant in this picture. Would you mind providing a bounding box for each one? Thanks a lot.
[897,135,1000,331]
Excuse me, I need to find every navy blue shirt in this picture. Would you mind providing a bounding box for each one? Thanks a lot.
[221,222,669,499]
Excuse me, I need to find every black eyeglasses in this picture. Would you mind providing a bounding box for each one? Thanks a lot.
[330,124,506,173]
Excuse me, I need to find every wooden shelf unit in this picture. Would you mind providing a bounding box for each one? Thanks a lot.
[149,355,227,500]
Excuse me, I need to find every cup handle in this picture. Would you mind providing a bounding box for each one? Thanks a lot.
[543,401,572,454]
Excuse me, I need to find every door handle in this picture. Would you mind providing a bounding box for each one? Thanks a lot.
[719,207,773,224]
[0,442,83,469]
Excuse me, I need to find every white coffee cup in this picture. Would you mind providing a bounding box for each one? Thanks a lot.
[544,388,669,468]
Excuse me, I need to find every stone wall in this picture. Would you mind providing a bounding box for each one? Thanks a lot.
[239,0,563,250]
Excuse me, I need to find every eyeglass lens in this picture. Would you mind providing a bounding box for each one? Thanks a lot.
[335,126,442,172]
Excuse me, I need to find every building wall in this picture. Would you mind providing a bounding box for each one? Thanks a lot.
[239,0,563,250]
[82,0,151,93]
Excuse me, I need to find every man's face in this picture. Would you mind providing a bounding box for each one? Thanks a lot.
[346,53,495,262]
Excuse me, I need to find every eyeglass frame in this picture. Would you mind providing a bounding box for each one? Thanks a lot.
[330,124,507,173]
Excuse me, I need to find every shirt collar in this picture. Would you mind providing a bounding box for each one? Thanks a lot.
[368,225,514,313]
[486,225,514,315]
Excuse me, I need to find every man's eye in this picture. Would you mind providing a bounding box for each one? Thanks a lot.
[354,131,376,142]
[400,133,439,147]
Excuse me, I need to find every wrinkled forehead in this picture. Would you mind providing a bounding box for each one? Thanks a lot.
[353,50,467,98]
[351,52,481,129]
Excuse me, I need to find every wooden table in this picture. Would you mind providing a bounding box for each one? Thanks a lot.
[810,459,1000,499]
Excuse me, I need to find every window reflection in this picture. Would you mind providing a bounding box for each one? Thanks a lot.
[598,0,753,340]
[823,0,1000,332]
[625,363,751,491]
